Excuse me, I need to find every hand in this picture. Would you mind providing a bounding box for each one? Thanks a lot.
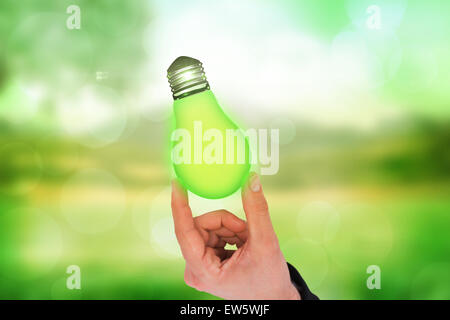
[171,172,300,300]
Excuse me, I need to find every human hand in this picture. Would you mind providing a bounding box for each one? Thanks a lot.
[171,172,300,300]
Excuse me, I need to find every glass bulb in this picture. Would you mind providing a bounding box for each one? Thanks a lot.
[167,56,251,199]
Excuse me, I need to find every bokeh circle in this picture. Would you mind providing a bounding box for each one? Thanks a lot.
[297,201,340,244]
[57,85,127,148]
[327,203,393,272]
[61,168,126,234]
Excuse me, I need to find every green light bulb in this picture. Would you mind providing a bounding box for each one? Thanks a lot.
[167,56,250,199]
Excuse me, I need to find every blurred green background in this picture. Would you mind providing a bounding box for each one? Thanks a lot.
[0,0,449,299]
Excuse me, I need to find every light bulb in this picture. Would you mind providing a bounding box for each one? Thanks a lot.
[167,56,251,199]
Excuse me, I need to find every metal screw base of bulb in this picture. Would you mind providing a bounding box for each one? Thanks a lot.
[167,56,210,100]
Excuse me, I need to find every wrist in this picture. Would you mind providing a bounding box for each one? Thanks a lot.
[283,283,301,300]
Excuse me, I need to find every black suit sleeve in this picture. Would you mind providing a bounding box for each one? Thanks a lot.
[287,262,319,300]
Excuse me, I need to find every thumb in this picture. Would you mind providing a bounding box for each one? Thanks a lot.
[241,172,276,242]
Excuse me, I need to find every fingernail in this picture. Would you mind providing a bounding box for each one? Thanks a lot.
[250,174,261,193]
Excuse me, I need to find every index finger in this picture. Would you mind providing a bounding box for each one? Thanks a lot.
[171,179,205,263]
